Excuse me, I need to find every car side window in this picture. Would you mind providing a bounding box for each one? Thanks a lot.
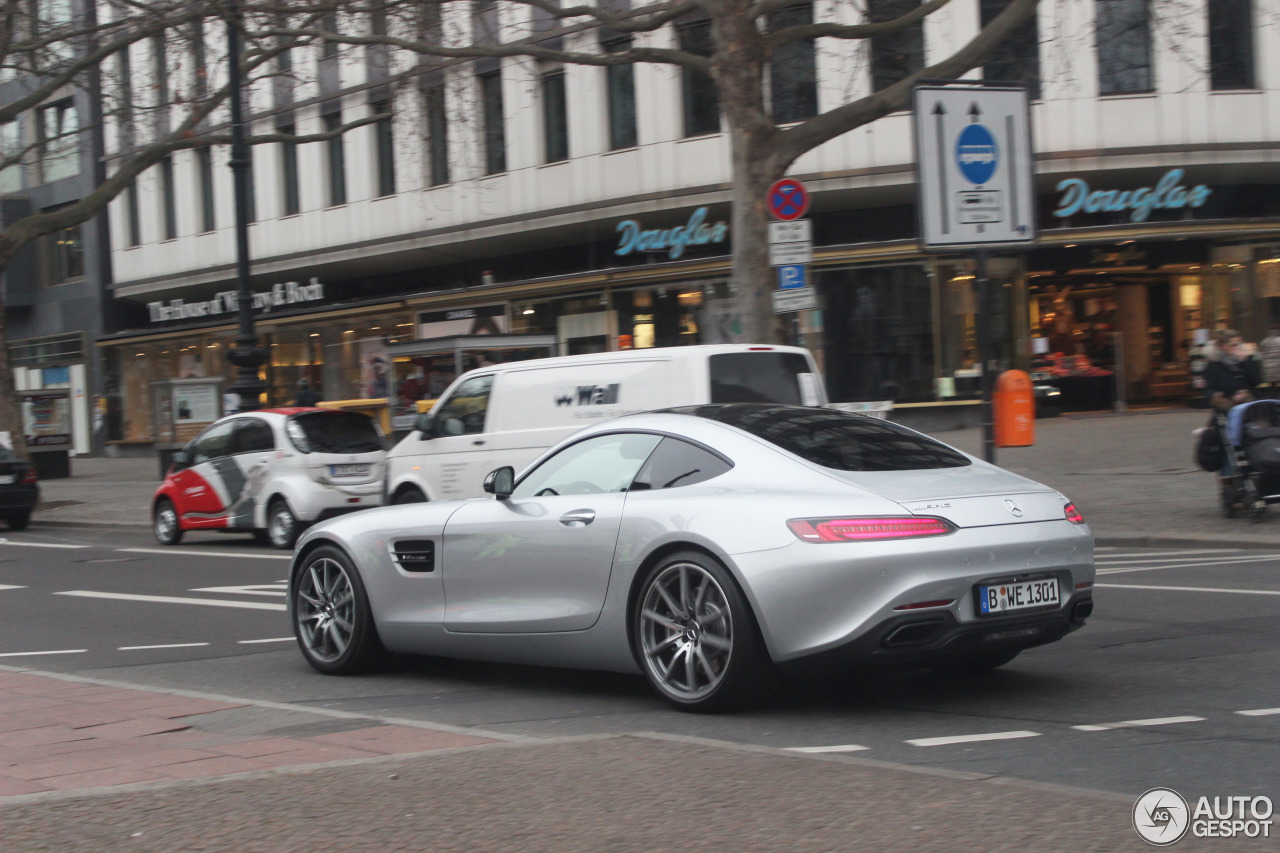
[431,375,494,437]
[513,433,662,499]
[630,438,733,491]
[190,421,236,465]
[233,418,275,454]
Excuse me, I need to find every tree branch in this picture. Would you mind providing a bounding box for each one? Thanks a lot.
[767,0,954,49]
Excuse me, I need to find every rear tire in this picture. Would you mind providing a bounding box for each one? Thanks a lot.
[292,545,383,674]
[392,486,426,505]
[5,510,30,531]
[267,499,299,550]
[153,499,182,545]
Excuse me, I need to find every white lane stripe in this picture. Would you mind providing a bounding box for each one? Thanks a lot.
[0,648,86,657]
[116,547,293,561]
[1097,555,1280,574]
[907,731,1040,747]
[1072,716,1204,732]
[1095,583,1280,596]
[0,584,25,591]
[191,584,288,597]
[1237,708,1280,717]
[785,744,870,754]
[0,539,90,549]
[55,590,286,611]
[237,637,295,645]
[118,642,211,651]
[1095,549,1249,560]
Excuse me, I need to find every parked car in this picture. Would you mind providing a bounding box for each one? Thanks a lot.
[0,447,39,531]
[152,408,386,549]
[289,404,1095,712]
[385,344,827,505]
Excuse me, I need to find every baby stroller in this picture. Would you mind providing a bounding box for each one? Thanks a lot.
[1220,399,1280,519]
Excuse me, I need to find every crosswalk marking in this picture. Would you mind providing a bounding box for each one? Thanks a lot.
[55,590,286,611]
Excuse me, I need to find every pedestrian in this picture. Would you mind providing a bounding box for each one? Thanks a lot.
[1202,329,1260,412]
[294,378,321,407]
[1257,322,1280,389]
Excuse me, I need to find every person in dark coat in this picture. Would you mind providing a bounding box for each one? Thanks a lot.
[294,378,322,407]
[1203,330,1260,411]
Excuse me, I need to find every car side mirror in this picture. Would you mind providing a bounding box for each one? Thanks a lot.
[171,450,190,469]
[415,410,434,438]
[483,466,514,500]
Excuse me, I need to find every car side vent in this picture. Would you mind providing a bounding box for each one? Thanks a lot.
[392,540,435,572]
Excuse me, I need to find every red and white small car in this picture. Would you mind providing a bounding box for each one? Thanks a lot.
[152,408,387,549]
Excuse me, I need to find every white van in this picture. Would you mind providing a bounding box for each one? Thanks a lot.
[384,344,827,503]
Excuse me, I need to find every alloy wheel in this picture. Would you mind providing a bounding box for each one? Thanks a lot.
[638,561,734,702]
[295,557,356,664]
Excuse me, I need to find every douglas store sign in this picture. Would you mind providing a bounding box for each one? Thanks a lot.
[615,207,729,260]
[1052,169,1211,223]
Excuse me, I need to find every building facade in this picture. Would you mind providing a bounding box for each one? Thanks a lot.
[97,0,1280,449]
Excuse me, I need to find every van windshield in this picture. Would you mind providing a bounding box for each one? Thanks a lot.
[288,412,384,454]
[709,352,818,406]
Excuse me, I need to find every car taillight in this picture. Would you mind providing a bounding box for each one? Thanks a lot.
[1064,502,1085,524]
[21,468,37,485]
[787,517,955,542]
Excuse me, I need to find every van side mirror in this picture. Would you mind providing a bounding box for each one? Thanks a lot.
[415,411,433,438]
[483,466,514,500]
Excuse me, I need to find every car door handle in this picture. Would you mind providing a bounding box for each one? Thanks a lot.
[559,509,596,527]
[472,440,485,446]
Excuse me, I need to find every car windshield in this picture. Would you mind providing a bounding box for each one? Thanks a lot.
[288,412,384,454]
[668,404,971,471]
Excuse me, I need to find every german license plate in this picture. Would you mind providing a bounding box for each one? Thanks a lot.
[0,474,12,485]
[977,578,1060,616]
[330,464,370,477]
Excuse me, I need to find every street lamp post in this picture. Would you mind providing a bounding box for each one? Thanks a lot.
[223,0,266,412]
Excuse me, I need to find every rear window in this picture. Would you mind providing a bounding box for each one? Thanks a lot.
[670,404,971,471]
[0,447,18,462]
[287,412,384,454]
[709,352,820,406]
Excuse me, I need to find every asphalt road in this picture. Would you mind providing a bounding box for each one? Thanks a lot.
[1,525,1277,801]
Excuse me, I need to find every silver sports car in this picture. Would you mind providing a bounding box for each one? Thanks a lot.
[289,404,1094,711]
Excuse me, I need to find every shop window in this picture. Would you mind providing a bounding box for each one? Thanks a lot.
[868,0,924,92]
[679,21,720,137]
[323,111,346,206]
[479,69,506,175]
[1096,0,1152,95]
[1208,0,1254,90]
[541,70,569,164]
[980,0,1040,100]
[38,98,78,183]
[603,35,637,150]
[769,3,817,124]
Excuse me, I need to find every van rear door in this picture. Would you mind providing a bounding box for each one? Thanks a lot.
[708,350,826,406]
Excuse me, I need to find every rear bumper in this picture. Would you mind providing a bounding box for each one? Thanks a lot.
[0,485,39,512]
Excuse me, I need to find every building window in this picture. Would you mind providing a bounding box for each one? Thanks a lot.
[196,146,215,232]
[373,100,396,196]
[769,3,818,123]
[151,34,168,104]
[603,36,637,150]
[541,70,569,164]
[278,125,300,215]
[869,0,924,91]
[0,120,19,194]
[980,0,1040,99]
[158,155,177,240]
[124,181,141,246]
[1208,0,1254,90]
[424,83,449,186]
[479,70,506,175]
[323,112,346,205]
[39,218,84,287]
[38,99,78,183]
[678,21,719,137]
[321,13,340,61]
[244,145,256,223]
[1096,0,1152,95]
[190,19,207,99]
[117,48,134,149]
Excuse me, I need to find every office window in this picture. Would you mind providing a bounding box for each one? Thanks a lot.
[679,21,719,137]
[321,13,340,60]
[158,155,177,240]
[38,99,78,183]
[37,0,74,63]
[117,48,134,148]
[542,71,568,163]
[244,145,256,223]
[372,100,396,196]
[151,35,168,104]
[39,219,84,286]
[869,0,924,91]
[1096,0,1152,95]
[278,125,300,215]
[1208,0,1254,90]
[196,146,215,231]
[479,70,506,175]
[769,3,818,123]
[0,120,19,194]
[190,19,207,98]
[980,0,1040,99]
[323,112,346,205]
[124,181,141,246]
[424,83,449,186]
[603,36,637,150]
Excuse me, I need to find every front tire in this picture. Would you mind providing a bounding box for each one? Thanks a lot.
[392,486,426,505]
[6,510,31,531]
[632,551,767,712]
[292,545,383,674]
[153,499,182,545]
[266,498,299,550]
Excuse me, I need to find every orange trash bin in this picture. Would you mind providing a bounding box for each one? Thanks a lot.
[994,370,1035,447]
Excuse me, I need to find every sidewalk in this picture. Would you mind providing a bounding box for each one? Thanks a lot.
[29,406,1275,548]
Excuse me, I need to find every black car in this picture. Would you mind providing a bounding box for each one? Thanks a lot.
[0,447,39,530]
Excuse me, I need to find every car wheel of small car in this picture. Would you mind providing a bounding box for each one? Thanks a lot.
[292,545,383,674]
[5,510,30,531]
[153,499,182,545]
[392,486,426,504]
[267,499,299,550]
[633,551,767,713]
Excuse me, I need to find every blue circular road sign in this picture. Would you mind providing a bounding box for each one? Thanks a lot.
[956,124,998,185]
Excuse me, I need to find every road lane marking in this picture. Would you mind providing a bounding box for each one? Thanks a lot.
[1097,555,1280,575]
[192,584,288,597]
[1095,549,1249,559]
[0,584,25,591]
[237,637,295,644]
[0,539,90,549]
[1237,708,1280,717]
[55,590,286,611]
[1095,583,1280,596]
[1072,715,1205,732]
[118,642,211,651]
[785,744,870,754]
[0,649,86,657]
[116,547,292,561]
[906,731,1040,747]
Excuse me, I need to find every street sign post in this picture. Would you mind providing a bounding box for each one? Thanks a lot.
[768,218,813,266]
[777,264,807,290]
